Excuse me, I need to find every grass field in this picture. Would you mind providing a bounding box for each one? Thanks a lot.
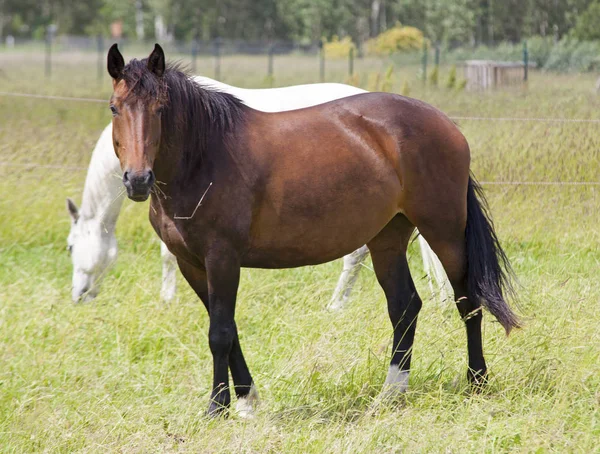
[1,50,599,452]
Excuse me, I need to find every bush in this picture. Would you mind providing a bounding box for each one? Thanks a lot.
[448,36,553,68]
[323,35,355,59]
[366,23,425,56]
[543,38,600,72]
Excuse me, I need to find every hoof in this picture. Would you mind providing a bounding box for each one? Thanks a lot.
[206,400,230,418]
[235,383,259,419]
[371,365,409,409]
[467,368,488,392]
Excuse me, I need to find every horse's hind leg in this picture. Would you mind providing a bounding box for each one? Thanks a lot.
[328,245,369,310]
[160,241,177,302]
[367,215,422,398]
[417,227,487,385]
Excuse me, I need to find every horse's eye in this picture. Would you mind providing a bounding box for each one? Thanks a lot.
[110,105,118,116]
[67,245,73,254]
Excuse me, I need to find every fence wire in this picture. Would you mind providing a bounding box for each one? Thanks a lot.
[1,90,599,186]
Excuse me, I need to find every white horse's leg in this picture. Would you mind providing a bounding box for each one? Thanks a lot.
[418,235,451,303]
[160,241,177,303]
[328,245,370,310]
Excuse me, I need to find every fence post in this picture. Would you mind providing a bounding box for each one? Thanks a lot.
[319,39,325,82]
[523,40,529,82]
[45,27,52,79]
[348,47,354,77]
[97,34,104,84]
[191,33,199,73]
[267,43,274,78]
[421,41,428,83]
[213,37,222,80]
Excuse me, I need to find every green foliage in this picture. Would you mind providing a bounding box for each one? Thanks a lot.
[366,72,381,91]
[572,1,600,40]
[381,65,394,92]
[446,65,457,89]
[2,0,600,56]
[543,38,600,72]
[401,79,411,96]
[429,65,439,87]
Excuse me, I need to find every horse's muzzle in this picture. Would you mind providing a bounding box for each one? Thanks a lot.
[123,169,155,202]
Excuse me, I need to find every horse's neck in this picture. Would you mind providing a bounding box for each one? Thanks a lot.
[80,124,125,230]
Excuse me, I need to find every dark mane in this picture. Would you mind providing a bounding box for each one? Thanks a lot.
[120,59,247,182]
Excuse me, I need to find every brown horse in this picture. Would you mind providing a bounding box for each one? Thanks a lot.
[107,44,519,416]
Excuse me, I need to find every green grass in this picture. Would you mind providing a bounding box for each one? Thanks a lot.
[0,51,599,452]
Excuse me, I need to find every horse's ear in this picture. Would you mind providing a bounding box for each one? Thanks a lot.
[107,43,125,80]
[147,43,165,78]
[67,198,79,223]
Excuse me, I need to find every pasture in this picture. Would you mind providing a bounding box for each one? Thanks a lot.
[1,51,599,452]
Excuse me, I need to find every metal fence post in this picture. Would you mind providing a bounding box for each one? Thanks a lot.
[45,28,52,79]
[319,40,325,82]
[523,40,529,82]
[97,34,104,84]
[191,34,199,73]
[349,47,354,77]
[267,43,274,78]
[214,38,222,80]
[421,41,428,83]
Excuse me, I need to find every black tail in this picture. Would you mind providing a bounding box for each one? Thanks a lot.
[466,175,520,334]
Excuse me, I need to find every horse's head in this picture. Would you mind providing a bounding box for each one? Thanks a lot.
[66,198,118,302]
[107,43,166,202]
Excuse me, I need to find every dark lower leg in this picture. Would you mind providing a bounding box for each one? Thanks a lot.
[178,259,254,410]
[207,316,235,414]
[229,328,254,398]
[417,235,487,388]
[387,261,422,380]
[368,216,420,395]
[454,289,487,384]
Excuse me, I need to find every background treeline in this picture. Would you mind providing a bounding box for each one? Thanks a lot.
[2,0,600,46]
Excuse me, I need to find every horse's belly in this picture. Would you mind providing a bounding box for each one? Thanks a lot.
[243,194,399,268]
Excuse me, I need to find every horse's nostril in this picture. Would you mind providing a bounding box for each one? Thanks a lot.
[123,171,130,184]
[145,170,155,186]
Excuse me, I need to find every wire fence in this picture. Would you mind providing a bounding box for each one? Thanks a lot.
[1,89,599,187]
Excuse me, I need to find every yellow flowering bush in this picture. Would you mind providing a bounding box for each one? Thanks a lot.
[367,23,425,56]
[323,35,356,59]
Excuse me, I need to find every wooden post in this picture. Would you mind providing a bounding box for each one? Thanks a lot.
[349,47,354,76]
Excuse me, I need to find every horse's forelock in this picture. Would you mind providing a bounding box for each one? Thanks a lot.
[121,58,168,104]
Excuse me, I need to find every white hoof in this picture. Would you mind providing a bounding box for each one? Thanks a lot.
[235,383,259,419]
[381,365,409,399]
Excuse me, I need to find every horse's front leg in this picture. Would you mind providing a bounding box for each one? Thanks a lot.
[178,256,257,418]
[205,249,243,416]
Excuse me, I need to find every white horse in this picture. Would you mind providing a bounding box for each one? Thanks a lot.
[66,77,450,304]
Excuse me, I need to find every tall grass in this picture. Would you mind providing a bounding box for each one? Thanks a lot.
[0,53,599,452]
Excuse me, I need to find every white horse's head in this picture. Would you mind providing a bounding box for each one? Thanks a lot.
[66,198,117,302]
